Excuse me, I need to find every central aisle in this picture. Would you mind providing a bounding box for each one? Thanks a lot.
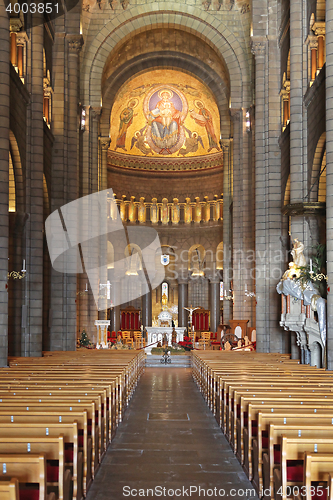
[86,367,259,500]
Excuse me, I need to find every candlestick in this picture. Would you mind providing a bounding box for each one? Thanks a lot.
[22,259,26,272]
[310,259,313,274]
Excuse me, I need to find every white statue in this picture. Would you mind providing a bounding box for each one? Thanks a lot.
[291,238,307,267]
[183,305,200,315]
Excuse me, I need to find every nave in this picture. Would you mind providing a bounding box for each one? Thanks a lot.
[85,367,258,500]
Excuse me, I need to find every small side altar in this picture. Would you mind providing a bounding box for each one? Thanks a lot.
[145,327,185,355]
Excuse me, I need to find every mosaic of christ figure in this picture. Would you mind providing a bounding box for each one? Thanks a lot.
[144,86,188,155]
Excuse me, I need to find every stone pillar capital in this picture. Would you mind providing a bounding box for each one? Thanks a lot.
[229,108,242,121]
[306,34,318,49]
[67,35,84,53]
[220,140,230,152]
[16,31,28,46]
[280,87,290,100]
[313,22,326,37]
[90,106,102,121]
[251,37,267,57]
[10,18,23,32]
[100,136,111,150]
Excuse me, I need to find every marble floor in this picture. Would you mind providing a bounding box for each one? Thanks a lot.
[85,367,259,500]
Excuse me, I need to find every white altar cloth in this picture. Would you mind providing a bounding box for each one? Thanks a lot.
[145,327,186,355]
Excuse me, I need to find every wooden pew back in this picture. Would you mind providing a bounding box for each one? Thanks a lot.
[0,453,46,500]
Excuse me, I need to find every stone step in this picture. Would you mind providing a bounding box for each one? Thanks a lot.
[145,354,191,368]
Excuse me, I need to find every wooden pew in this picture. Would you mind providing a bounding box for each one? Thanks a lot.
[262,424,333,499]
[225,377,333,428]
[301,454,333,500]
[273,436,333,500]
[240,399,333,479]
[0,478,19,500]
[0,435,71,500]
[254,414,333,496]
[0,350,144,499]
[0,422,80,500]
[0,398,98,479]
[0,385,105,465]
[0,409,89,495]
[0,453,46,500]
[0,370,120,435]
[216,369,333,425]
[0,373,117,445]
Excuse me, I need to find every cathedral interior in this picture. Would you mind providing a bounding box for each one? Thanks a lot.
[1,0,332,368]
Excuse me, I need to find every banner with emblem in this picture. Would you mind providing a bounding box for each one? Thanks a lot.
[161,254,170,266]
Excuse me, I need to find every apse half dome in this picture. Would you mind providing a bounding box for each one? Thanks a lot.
[110,69,221,159]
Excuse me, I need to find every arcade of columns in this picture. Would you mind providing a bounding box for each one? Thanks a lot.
[0,0,332,367]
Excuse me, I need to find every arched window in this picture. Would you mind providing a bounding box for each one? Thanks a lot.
[162,282,168,300]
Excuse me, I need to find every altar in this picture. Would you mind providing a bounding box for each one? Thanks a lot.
[145,327,186,355]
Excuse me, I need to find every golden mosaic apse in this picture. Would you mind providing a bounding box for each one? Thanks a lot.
[110,70,221,158]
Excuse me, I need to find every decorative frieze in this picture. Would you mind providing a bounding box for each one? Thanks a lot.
[282,202,326,217]
[107,150,223,172]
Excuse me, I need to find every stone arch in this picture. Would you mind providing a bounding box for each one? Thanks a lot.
[8,151,15,213]
[318,151,326,202]
[9,131,24,214]
[107,241,115,269]
[284,175,291,206]
[188,244,206,273]
[100,52,230,139]
[43,174,50,218]
[287,50,291,80]
[316,0,325,22]
[82,6,248,109]
[124,242,143,273]
[309,133,326,202]
[216,242,223,270]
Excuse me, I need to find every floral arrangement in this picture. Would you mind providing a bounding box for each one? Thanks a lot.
[294,243,327,297]
[178,336,193,350]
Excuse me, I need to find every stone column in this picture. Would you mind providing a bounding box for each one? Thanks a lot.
[326,0,333,370]
[251,27,284,354]
[85,107,101,336]
[222,142,231,325]
[230,108,254,325]
[111,305,120,333]
[90,107,101,194]
[141,291,152,328]
[177,279,188,328]
[209,279,220,332]
[50,34,83,350]
[99,137,110,191]
[110,277,120,332]
[26,17,44,356]
[230,109,242,318]
[98,137,111,321]
[289,0,306,242]
[287,1,307,360]
[251,38,268,353]
[0,2,10,366]
[66,35,83,348]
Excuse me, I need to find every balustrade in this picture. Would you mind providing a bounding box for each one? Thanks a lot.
[107,195,223,225]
